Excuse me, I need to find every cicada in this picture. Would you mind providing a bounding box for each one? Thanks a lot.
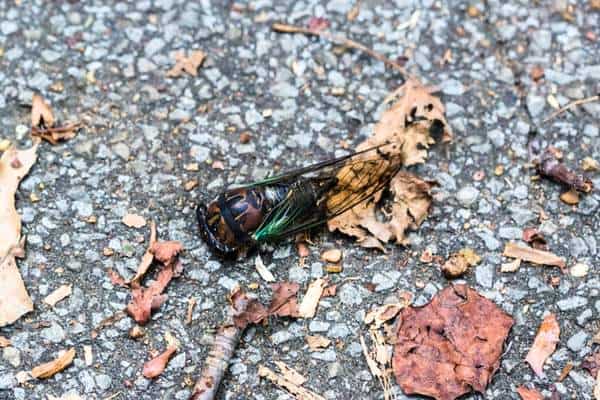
[197,142,403,258]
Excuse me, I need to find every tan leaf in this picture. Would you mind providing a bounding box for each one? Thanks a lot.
[306,335,331,350]
[83,345,93,366]
[31,348,76,379]
[31,93,55,128]
[525,313,560,378]
[364,302,407,328]
[0,143,38,327]
[43,284,72,307]
[122,213,146,228]
[503,242,566,270]
[258,365,325,400]
[441,248,481,278]
[0,336,10,347]
[298,278,327,318]
[274,361,307,386]
[560,189,580,205]
[167,50,206,77]
[501,258,521,273]
[127,221,157,284]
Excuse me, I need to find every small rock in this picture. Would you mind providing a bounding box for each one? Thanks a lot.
[456,186,479,206]
[311,349,337,362]
[3,347,20,367]
[309,320,330,333]
[441,79,465,96]
[321,249,342,263]
[270,330,293,345]
[557,296,588,311]
[567,331,589,352]
[475,264,494,288]
[339,284,362,306]
[571,263,589,277]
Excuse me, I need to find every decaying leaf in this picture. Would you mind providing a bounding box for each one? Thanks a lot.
[328,78,451,249]
[258,365,325,400]
[269,281,300,318]
[583,351,600,378]
[320,248,342,263]
[560,189,580,205]
[0,143,38,327]
[255,254,275,282]
[125,233,184,324]
[273,361,307,386]
[31,93,55,128]
[31,348,76,379]
[298,278,327,318]
[516,386,544,400]
[167,50,206,77]
[503,242,566,270]
[143,346,177,379]
[122,213,146,228]
[364,302,408,328]
[522,228,547,250]
[306,335,331,350]
[441,248,481,279]
[392,284,514,400]
[361,330,395,400]
[43,284,72,307]
[525,313,560,378]
[232,282,301,328]
[500,258,521,273]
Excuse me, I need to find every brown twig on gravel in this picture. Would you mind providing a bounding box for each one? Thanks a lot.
[271,22,410,79]
[542,94,599,123]
[536,147,593,193]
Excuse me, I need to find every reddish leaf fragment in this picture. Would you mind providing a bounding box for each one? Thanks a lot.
[525,313,560,378]
[536,147,593,193]
[517,386,544,400]
[107,269,127,287]
[522,228,548,250]
[392,284,514,400]
[322,284,337,297]
[143,346,177,379]
[269,282,300,317]
[150,241,184,266]
[125,262,175,324]
[583,351,600,378]
[307,17,330,32]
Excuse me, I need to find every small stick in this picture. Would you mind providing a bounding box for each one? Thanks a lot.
[542,94,599,123]
[272,23,410,79]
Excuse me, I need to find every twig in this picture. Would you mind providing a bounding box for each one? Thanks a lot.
[536,147,593,193]
[542,94,600,123]
[272,23,410,79]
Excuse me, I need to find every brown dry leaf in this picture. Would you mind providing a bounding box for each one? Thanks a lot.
[321,249,342,263]
[166,50,206,77]
[258,365,325,400]
[306,335,331,350]
[268,281,300,318]
[31,348,76,379]
[503,242,566,270]
[522,228,547,250]
[441,248,481,279]
[328,78,451,250]
[31,93,55,128]
[31,123,79,145]
[142,346,177,379]
[516,386,544,400]
[128,221,157,284]
[582,157,600,172]
[0,143,38,327]
[392,284,514,400]
[298,278,327,318]
[525,313,560,378]
[107,269,127,287]
[150,240,184,266]
[274,361,307,386]
[583,351,600,378]
[122,213,146,228]
[43,284,72,307]
[0,336,10,347]
[560,189,580,205]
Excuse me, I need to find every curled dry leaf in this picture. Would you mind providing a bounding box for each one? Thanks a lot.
[31,93,55,128]
[43,284,72,307]
[582,351,600,378]
[516,386,544,400]
[525,313,560,378]
[31,348,76,379]
[0,143,38,327]
[441,248,481,279]
[122,213,146,228]
[503,242,566,271]
[392,284,514,400]
[522,228,547,250]
[107,269,127,287]
[328,78,451,250]
[320,248,342,263]
[31,123,80,145]
[167,50,206,77]
[142,346,177,379]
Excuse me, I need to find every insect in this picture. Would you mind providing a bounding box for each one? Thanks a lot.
[197,142,403,258]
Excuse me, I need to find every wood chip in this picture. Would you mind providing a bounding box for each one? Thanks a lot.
[122,213,146,228]
[582,157,600,172]
[364,302,407,328]
[166,50,206,77]
[525,313,560,378]
[83,345,93,366]
[516,386,544,400]
[321,249,342,263]
[258,365,325,400]
[128,221,157,284]
[503,242,566,270]
[500,258,521,273]
[306,335,331,350]
[255,255,275,282]
[186,297,196,325]
[298,278,327,318]
[274,361,307,386]
[43,284,72,307]
[31,348,76,379]
[0,336,10,347]
[560,189,580,205]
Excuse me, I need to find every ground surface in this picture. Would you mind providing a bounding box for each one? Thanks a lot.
[0,0,599,399]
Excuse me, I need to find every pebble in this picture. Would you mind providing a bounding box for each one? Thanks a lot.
[475,264,494,288]
[456,186,479,206]
[339,284,362,306]
[270,330,293,345]
[41,322,66,343]
[309,321,330,333]
[311,349,337,362]
[526,93,546,117]
[327,323,351,339]
[441,79,465,96]
[372,271,401,292]
[567,331,589,352]
[557,296,588,311]
[0,373,15,390]
[2,347,20,367]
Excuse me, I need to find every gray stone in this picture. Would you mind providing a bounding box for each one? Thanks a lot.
[339,284,362,306]
[441,79,465,96]
[328,323,351,339]
[475,264,494,288]
[41,322,66,343]
[526,93,546,117]
[0,373,15,390]
[487,129,505,147]
[145,38,165,56]
[270,82,298,98]
[557,296,588,311]
[372,271,401,292]
[3,347,20,367]
[95,374,112,391]
[309,321,330,332]
[311,349,337,362]
[567,331,589,352]
[456,186,479,206]
[270,330,293,345]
